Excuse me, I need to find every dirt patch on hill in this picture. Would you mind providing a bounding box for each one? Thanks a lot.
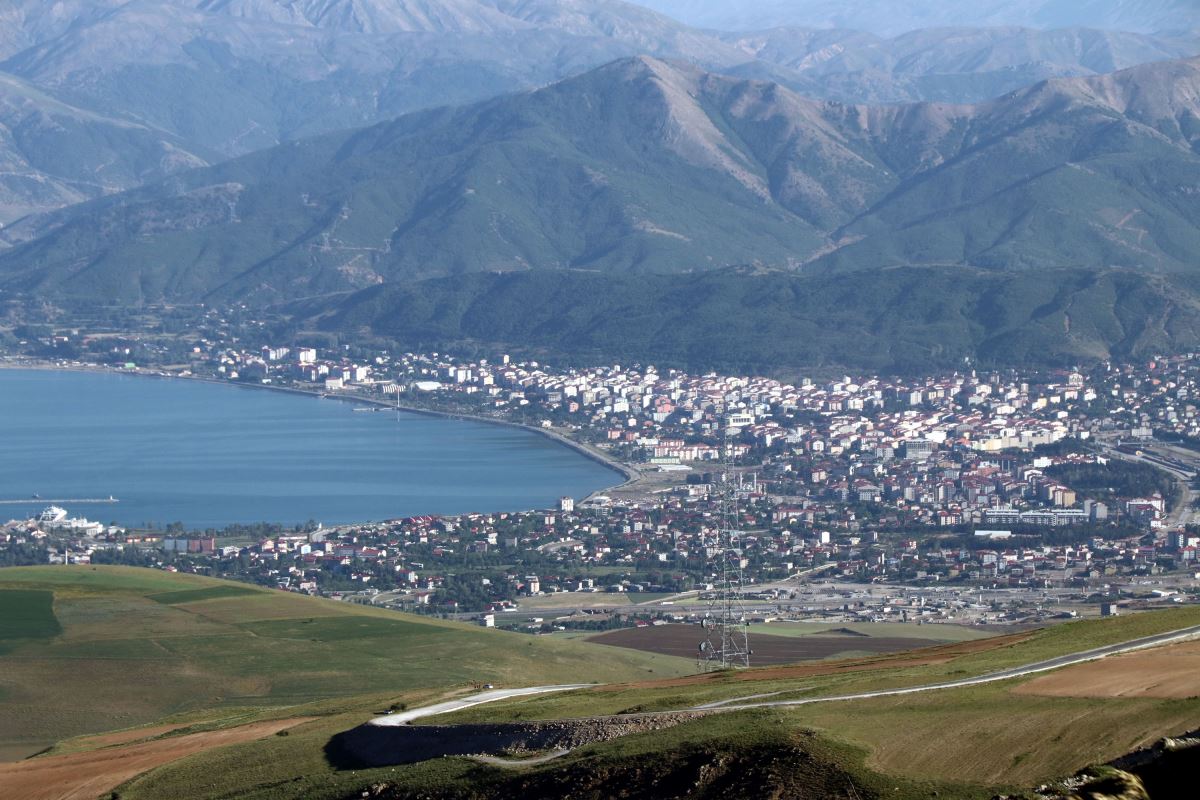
[0,717,313,800]
[590,624,942,666]
[69,723,190,749]
[605,631,1033,690]
[1013,640,1200,699]
[329,712,711,768]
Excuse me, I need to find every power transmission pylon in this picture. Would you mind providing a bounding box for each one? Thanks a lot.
[698,429,750,670]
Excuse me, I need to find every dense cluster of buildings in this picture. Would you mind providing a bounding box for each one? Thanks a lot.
[6,474,1197,614]
[202,346,1176,533]
[8,330,1200,616]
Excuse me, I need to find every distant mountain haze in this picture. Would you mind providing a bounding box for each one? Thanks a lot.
[633,1,1200,36]
[0,0,1193,230]
[0,0,749,155]
[716,25,1200,103]
[2,55,1196,304]
[0,4,1194,154]
[0,70,209,228]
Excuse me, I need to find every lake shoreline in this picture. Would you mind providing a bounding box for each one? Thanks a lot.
[0,358,641,515]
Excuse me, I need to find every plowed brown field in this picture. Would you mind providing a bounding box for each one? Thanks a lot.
[1013,640,1200,698]
[590,624,942,665]
[0,718,312,800]
[601,630,1031,690]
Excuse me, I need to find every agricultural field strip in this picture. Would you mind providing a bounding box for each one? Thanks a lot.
[369,685,594,727]
[377,623,1200,726]
[714,624,1200,712]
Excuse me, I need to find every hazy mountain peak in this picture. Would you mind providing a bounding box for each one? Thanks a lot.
[1078,54,1200,113]
[194,0,701,35]
[561,56,772,197]
[1003,55,1200,144]
[197,0,525,33]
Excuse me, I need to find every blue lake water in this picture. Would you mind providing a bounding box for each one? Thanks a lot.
[0,369,619,528]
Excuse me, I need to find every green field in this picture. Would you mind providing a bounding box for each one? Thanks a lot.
[148,585,260,605]
[0,566,693,760]
[0,590,61,648]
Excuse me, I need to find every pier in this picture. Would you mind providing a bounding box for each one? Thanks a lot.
[0,497,119,505]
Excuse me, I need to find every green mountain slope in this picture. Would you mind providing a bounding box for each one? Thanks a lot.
[823,57,1200,272]
[1,56,1198,306]
[305,267,1200,372]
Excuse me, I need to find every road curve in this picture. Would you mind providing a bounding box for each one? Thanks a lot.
[368,685,593,727]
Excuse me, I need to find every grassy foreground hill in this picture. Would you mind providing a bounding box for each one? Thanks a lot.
[0,566,691,761]
[103,606,1200,800]
[1,563,1194,799]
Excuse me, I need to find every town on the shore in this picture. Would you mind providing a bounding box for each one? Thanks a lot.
[4,316,1200,630]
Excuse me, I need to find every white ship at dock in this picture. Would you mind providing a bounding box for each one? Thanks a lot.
[38,506,104,536]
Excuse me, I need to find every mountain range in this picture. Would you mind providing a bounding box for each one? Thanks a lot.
[716,26,1200,103]
[0,0,1195,227]
[0,0,749,154]
[634,1,1200,37]
[0,2,1197,370]
[2,54,1196,306]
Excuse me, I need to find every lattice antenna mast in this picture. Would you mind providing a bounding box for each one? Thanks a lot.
[697,425,750,670]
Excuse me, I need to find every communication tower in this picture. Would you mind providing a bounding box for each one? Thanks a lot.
[697,430,751,670]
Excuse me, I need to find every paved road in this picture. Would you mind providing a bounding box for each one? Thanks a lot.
[368,684,592,727]
[713,623,1200,712]
[1097,442,1199,528]
[373,623,1200,729]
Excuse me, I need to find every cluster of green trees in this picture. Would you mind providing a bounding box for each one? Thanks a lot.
[0,543,47,567]
[1044,461,1180,510]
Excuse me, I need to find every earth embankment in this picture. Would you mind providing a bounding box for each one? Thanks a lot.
[328,712,709,768]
